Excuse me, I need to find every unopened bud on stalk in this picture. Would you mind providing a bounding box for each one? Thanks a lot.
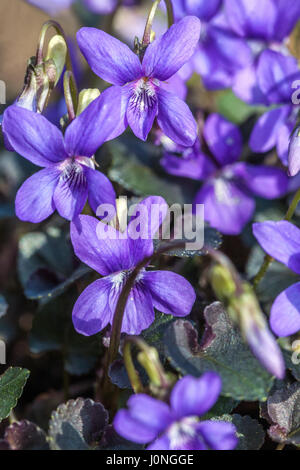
[288,126,300,177]
[76,88,100,116]
[45,34,67,87]
[210,259,285,379]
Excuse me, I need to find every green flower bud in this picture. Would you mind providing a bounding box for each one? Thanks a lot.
[76,88,101,116]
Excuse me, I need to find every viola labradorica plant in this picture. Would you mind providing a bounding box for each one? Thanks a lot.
[114,373,238,450]
[2,89,121,222]
[3,0,300,453]
[76,16,200,145]
[162,113,288,234]
[70,196,196,335]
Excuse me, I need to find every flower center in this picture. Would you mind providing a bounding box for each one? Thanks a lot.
[58,157,88,189]
[111,268,145,288]
[213,168,240,206]
[168,417,199,449]
[130,77,158,114]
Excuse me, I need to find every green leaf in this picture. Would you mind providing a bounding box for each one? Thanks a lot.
[48,398,108,450]
[164,302,274,401]
[18,226,88,301]
[0,367,30,421]
[212,414,265,450]
[153,226,222,258]
[30,294,101,376]
[216,89,268,124]
[202,396,238,420]
[108,136,199,205]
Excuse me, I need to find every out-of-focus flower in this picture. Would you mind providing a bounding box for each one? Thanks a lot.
[172,0,252,90]
[77,17,200,145]
[114,372,238,450]
[225,0,300,104]
[25,0,74,15]
[161,113,288,235]
[2,88,121,222]
[248,50,300,166]
[83,0,138,14]
[225,0,300,43]
[253,220,300,337]
[25,0,138,15]
[70,196,196,336]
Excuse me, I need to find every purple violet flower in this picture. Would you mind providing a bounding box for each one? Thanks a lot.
[25,0,137,15]
[76,17,200,145]
[25,0,74,15]
[226,0,300,109]
[225,0,300,43]
[248,50,300,167]
[170,1,252,90]
[70,196,196,336]
[253,220,300,337]
[2,87,121,223]
[83,0,138,14]
[114,372,238,450]
[161,113,288,235]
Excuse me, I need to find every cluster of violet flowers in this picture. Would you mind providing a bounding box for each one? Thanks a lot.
[5,0,300,451]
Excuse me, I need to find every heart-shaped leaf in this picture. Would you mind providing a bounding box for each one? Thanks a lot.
[48,398,108,450]
[0,367,30,421]
[164,302,274,401]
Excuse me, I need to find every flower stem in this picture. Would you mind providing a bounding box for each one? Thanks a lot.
[63,71,78,122]
[123,339,144,393]
[36,20,73,72]
[9,410,17,425]
[101,240,186,397]
[285,187,300,221]
[253,187,300,289]
[142,0,174,47]
[36,21,77,107]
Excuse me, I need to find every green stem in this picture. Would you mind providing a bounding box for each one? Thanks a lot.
[36,20,72,71]
[142,0,174,47]
[123,339,144,393]
[101,240,186,395]
[164,0,174,28]
[63,71,78,122]
[284,187,300,221]
[9,410,17,425]
[253,187,300,289]
[36,20,76,106]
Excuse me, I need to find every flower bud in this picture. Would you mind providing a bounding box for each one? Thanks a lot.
[288,126,300,177]
[45,34,67,87]
[210,264,236,305]
[76,88,101,116]
[229,286,285,379]
[210,256,285,379]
